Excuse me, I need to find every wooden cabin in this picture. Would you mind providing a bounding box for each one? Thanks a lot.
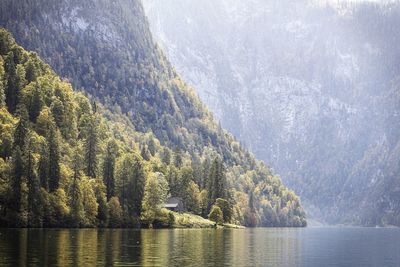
[163,197,184,212]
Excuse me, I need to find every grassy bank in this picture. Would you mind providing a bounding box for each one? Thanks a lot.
[151,209,244,229]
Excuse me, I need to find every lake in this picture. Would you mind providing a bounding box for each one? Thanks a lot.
[0,227,399,266]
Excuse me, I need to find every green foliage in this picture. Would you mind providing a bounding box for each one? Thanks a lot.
[141,172,169,224]
[215,198,233,223]
[47,125,60,192]
[84,113,99,178]
[185,181,201,215]
[208,205,223,225]
[116,152,146,218]
[0,27,306,228]
[102,139,118,200]
[207,157,227,210]
[108,197,123,227]
[0,56,5,107]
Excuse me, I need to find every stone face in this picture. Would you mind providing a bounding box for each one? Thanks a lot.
[144,0,400,225]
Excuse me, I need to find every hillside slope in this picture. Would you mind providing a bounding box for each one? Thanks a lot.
[0,0,306,227]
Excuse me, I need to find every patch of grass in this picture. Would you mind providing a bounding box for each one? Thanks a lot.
[152,209,244,229]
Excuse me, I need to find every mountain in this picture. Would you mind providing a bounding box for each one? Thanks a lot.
[0,0,306,227]
[144,0,400,226]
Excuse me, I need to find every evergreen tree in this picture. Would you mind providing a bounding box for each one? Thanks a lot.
[140,145,151,161]
[38,141,49,190]
[24,133,42,226]
[13,107,29,149]
[208,205,223,225]
[0,56,5,107]
[84,114,99,178]
[116,154,130,217]
[102,139,117,200]
[11,146,23,214]
[69,147,84,227]
[4,51,17,112]
[173,147,183,168]
[207,157,227,209]
[128,153,146,217]
[27,86,42,122]
[116,153,146,217]
[161,147,171,165]
[92,179,108,227]
[147,138,156,156]
[25,57,38,83]
[215,198,233,223]
[47,125,60,192]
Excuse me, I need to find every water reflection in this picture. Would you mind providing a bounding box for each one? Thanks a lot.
[0,228,399,266]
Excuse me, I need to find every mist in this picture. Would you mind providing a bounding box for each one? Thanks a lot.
[144,0,400,226]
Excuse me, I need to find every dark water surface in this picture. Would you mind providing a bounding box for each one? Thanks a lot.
[0,227,399,266]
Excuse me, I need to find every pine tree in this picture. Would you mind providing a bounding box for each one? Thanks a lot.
[69,147,84,227]
[116,154,130,217]
[11,146,23,214]
[47,125,60,192]
[84,114,98,178]
[116,153,146,217]
[4,51,17,112]
[147,138,156,156]
[207,157,227,208]
[13,107,29,149]
[27,87,42,122]
[140,145,151,161]
[25,57,38,83]
[128,153,146,217]
[24,133,42,226]
[173,147,183,168]
[102,139,117,200]
[38,141,49,190]
[0,56,6,107]
[161,147,171,165]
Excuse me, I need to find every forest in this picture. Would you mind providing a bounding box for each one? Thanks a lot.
[0,29,306,228]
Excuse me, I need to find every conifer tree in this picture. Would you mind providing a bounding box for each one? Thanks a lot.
[140,145,151,161]
[0,56,5,107]
[69,147,84,227]
[4,51,17,112]
[128,153,146,217]
[84,113,99,178]
[47,125,60,192]
[102,139,117,200]
[24,133,42,226]
[207,157,227,208]
[13,107,29,149]
[173,147,183,168]
[38,141,49,190]
[116,153,146,217]
[11,146,23,214]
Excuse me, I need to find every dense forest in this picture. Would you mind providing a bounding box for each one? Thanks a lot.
[0,27,305,226]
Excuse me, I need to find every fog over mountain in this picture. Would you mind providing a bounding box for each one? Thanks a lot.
[144,0,400,225]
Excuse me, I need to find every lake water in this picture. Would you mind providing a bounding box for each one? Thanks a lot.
[0,227,399,266]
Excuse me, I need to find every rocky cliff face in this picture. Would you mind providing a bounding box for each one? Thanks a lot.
[144,0,400,225]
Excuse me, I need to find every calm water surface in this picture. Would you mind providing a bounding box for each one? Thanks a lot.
[0,227,399,266]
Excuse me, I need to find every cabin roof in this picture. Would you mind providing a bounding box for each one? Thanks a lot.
[165,197,182,205]
[163,203,178,208]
